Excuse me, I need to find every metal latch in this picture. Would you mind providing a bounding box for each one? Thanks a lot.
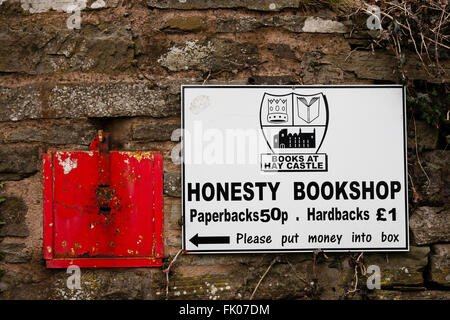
[89,130,116,218]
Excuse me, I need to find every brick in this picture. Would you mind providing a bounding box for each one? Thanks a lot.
[0,243,31,264]
[0,85,42,122]
[407,120,439,150]
[410,207,450,245]
[164,17,206,32]
[320,51,450,83]
[0,23,135,74]
[146,0,304,11]
[158,39,258,72]
[368,289,450,300]
[364,246,430,288]
[164,171,181,197]
[131,119,179,142]
[0,145,39,181]
[0,197,29,238]
[428,244,450,287]
[49,83,179,118]
[4,121,97,145]
[164,197,182,231]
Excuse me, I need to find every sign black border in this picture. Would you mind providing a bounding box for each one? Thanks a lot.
[181,85,409,254]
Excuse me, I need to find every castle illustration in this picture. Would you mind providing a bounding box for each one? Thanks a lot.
[274,128,315,148]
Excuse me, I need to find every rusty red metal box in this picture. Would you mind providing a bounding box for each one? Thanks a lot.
[43,134,163,268]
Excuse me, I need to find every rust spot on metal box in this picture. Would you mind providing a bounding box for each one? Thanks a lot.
[120,151,154,162]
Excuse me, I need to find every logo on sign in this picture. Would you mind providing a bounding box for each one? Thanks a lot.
[260,92,329,172]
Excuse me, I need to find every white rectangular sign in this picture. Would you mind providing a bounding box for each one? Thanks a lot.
[182,85,408,253]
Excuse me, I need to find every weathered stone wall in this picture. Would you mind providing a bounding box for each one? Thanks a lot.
[0,0,448,300]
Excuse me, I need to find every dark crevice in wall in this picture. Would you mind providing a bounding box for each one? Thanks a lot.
[88,117,133,150]
[407,81,449,150]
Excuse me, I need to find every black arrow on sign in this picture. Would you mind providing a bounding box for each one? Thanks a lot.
[189,234,230,247]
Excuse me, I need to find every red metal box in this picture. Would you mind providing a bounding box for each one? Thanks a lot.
[43,134,163,268]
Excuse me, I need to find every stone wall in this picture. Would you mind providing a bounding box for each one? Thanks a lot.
[0,0,448,300]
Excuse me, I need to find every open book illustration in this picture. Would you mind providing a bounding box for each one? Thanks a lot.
[297,96,320,123]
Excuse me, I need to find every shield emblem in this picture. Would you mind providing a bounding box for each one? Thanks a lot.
[260,92,329,154]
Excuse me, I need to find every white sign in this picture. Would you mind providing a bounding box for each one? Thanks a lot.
[182,86,408,253]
